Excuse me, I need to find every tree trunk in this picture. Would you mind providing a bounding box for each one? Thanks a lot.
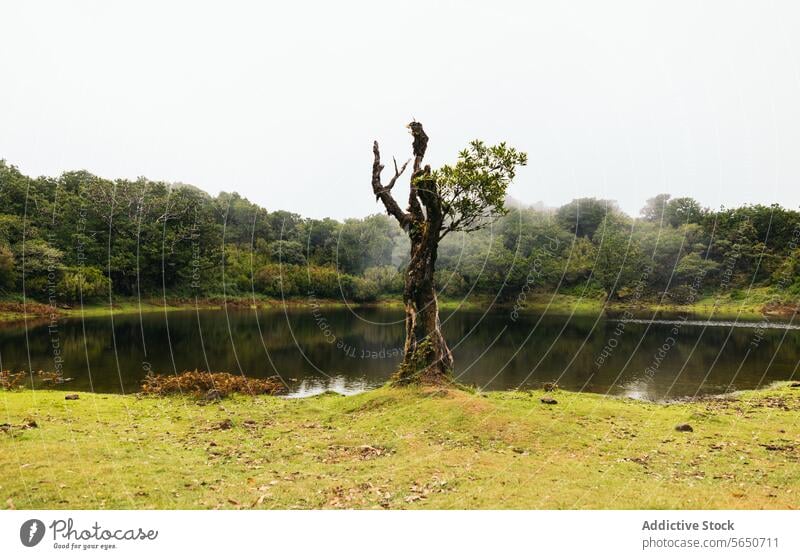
[393,225,453,385]
[371,122,453,385]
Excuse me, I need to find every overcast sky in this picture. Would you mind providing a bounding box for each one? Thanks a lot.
[2,1,800,219]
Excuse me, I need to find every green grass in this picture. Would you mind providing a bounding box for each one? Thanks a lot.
[0,296,357,323]
[2,383,799,509]
[491,287,796,319]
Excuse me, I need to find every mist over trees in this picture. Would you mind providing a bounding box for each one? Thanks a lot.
[2,160,799,306]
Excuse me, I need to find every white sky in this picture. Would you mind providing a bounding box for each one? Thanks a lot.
[2,1,800,219]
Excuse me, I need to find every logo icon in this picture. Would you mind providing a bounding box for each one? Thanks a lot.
[20,519,45,547]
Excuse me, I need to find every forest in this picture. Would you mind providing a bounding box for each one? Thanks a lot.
[1,159,799,308]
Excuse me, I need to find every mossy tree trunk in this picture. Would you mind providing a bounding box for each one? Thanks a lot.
[397,217,453,385]
[371,122,453,385]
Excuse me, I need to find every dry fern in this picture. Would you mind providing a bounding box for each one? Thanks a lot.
[140,370,286,398]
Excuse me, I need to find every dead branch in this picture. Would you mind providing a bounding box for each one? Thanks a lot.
[372,141,411,226]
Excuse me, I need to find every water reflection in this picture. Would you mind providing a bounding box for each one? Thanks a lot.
[0,306,797,400]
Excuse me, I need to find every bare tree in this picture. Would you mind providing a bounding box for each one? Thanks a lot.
[371,122,526,384]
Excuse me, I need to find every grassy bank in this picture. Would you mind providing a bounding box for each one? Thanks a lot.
[1,287,794,324]
[0,296,357,323]
[2,383,799,509]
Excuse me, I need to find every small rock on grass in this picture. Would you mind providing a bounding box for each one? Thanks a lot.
[540,397,558,405]
[64,394,79,400]
[675,423,693,432]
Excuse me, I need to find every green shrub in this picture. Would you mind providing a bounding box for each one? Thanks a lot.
[58,266,110,301]
[0,244,14,291]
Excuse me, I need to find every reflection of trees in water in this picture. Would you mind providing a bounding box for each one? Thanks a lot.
[448,312,798,399]
[0,308,797,399]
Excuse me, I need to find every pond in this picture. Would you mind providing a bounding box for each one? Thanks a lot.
[0,306,797,401]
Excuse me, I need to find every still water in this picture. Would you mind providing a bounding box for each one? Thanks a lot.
[0,307,797,400]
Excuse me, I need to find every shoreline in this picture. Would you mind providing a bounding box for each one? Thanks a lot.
[1,292,794,324]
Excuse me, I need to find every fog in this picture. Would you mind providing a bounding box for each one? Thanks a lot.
[2,1,799,218]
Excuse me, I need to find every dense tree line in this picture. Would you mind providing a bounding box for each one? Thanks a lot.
[1,160,799,305]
